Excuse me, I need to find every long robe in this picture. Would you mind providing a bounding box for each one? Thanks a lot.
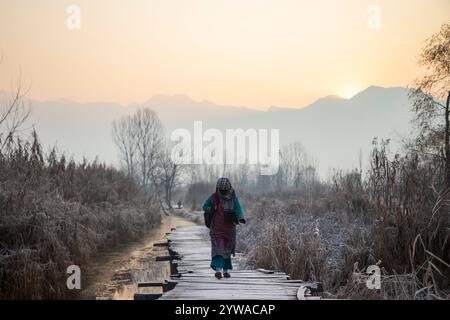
[203,193,244,270]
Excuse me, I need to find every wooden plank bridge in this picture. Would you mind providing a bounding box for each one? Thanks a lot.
[134,225,323,300]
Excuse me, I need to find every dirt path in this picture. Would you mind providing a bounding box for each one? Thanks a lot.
[75,213,197,300]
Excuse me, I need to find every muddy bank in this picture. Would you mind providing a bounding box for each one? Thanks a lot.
[75,213,197,300]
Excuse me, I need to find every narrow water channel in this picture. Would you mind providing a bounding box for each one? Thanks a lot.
[75,214,197,300]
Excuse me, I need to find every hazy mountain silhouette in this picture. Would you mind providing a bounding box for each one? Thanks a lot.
[3,86,415,176]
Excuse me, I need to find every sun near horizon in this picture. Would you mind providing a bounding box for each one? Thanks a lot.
[337,84,361,99]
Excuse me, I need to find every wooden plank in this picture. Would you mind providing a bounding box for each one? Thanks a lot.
[173,274,289,279]
[137,224,322,300]
[257,268,275,274]
[153,242,169,247]
[137,281,165,288]
[170,279,318,288]
[134,293,162,300]
[155,255,180,261]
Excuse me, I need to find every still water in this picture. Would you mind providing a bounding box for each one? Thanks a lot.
[75,214,196,300]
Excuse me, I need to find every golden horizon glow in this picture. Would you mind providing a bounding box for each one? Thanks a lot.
[0,0,449,110]
[339,85,361,99]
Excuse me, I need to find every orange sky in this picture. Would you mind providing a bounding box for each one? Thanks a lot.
[0,0,449,110]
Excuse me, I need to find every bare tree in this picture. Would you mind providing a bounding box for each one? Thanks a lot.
[280,142,309,188]
[134,108,164,188]
[112,107,181,213]
[112,115,137,178]
[183,164,202,209]
[112,107,165,190]
[0,63,31,151]
[409,23,450,188]
[148,142,182,211]
[233,163,250,188]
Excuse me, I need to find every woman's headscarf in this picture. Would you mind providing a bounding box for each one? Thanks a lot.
[216,177,235,201]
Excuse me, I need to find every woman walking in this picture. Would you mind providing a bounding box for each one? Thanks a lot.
[202,177,246,279]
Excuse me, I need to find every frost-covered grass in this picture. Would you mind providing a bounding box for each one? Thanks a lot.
[0,133,161,299]
[237,152,450,300]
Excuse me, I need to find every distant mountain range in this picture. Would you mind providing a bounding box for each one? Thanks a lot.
[1,86,416,177]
